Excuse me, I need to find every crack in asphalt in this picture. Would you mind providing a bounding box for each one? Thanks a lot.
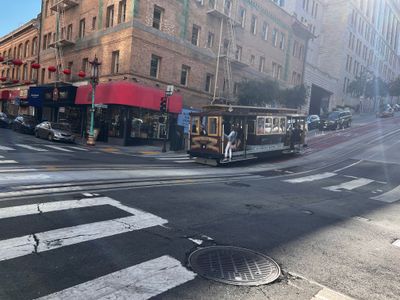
[32,234,39,254]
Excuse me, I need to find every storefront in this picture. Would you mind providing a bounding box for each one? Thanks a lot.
[0,88,33,117]
[75,81,183,146]
[28,85,83,133]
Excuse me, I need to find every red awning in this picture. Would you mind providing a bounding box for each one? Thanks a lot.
[75,81,183,114]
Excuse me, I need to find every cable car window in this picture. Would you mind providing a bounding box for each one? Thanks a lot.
[280,118,286,133]
[191,117,200,135]
[257,117,265,135]
[208,117,218,136]
[248,120,255,134]
[272,118,280,133]
[265,117,272,134]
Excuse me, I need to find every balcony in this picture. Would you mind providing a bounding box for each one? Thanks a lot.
[220,54,247,68]
[50,0,79,12]
[48,38,75,48]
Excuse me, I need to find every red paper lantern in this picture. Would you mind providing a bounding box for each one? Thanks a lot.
[0,77,7,82]
[31,63,41,69]
[48,66,57,72]
[12,79,19,84]
[78,71,86,78]
[63,69,71,75]
[12,59,23,66]
[0,56,4,62]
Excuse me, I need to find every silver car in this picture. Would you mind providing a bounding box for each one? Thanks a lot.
[35,122,75,143]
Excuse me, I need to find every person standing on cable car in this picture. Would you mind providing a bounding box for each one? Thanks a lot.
[224,125,237,162]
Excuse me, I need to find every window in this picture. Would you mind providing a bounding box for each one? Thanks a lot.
[207,32,214,48]
[43,35,48,50]
[106,5,114,28]
[67,24,73,40]
[250,15,257,35]
[82,58,89,73]
[259,57,265,72]
[205,73,213,92]
[150,54,161,78]
[153,5,163,29]
[32,37,38,56]
[191,117,200,134]
[24,41,30,58]
[45,0,49,17]
[239,7,246,28]
[277,65,282,79]
[262,22,269,41]
[208,0,215,9]
[250,55,255,65]
[191,25,200,46]
[235,46,242,61]
[92,17,97,30]
[279,32,285,50]
[208,117,218,136]
[272,62,277,78]
[118,0,126,23]
[22,64,28,81]
[293,41,298,56]
[256,117,265,135]
[111,51,120,74]
[180,65,190,86]
[224,0,232,16]
[272,29,278,46]
[79,19,85,38]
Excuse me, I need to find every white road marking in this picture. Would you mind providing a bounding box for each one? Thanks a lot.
[15,144,48,152]
[312,287,355,300]
[0,146,15,151]
[36,255,196,300]
[371,185,400,203]
[283,172,337,183]
[0,160,18,164]
[323,178,374,192]
[44,145,73,152]
[392,240,400,248]
[66,146,89,151]
[157,156,190,160]
[0,174,50,182]
[188,238,203,245]
[0,168,37,173]
[174,160,194,163]
[333,160,363,173]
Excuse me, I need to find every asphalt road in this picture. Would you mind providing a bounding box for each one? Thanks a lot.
[0,114,400,299]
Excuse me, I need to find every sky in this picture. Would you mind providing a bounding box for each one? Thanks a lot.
[0,1,41,38]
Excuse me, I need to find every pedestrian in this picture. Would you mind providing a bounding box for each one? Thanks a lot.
[200,124,207,136]
[224,126,237,161]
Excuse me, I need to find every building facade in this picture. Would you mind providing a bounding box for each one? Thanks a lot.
[0,18,40,116]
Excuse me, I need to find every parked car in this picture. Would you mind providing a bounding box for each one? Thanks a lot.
[306,115,320,130]
[376,108,394,118]
[12,115,38,134]
[0,112,13,128]
[319,111,352,130]
[35,121,75,143]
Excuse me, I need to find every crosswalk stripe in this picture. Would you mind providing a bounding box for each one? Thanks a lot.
[66,146,89,151]
[0,160,18,164]
[37,255,196,300]
[43,145,74,152]
[174,160,194,163]
[371,185,400,203]
[283,172,337,183]
[0,146,15,151]
[323,178,374,192]
[158,157,190,160]
[15,144,48,152]
[0,197,167,261]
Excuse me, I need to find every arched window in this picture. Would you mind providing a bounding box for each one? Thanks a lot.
[32,37,38,56]
[24,41,30,58]
[13,47,16,59]
[18,44,23,59]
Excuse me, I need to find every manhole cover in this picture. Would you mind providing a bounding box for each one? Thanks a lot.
[188,246,280,286]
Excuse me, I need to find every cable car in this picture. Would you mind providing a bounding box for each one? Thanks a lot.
[188,104,307,166]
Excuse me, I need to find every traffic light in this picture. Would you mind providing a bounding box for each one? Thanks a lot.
[160,97,167,113]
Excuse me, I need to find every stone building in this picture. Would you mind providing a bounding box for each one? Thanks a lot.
[0,18,40,116]
[279,0,400,114]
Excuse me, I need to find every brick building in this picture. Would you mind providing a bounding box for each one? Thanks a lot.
[0,18,40,116]
[2,0,310,145]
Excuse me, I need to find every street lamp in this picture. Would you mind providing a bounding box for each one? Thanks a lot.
[161,85,174,152]
[87,56,101,146]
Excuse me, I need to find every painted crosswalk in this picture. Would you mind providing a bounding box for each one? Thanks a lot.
[0,143,89,153]
[0,196,197,299]
[0,154,18,164]
[148,153,195,164]
[283,172,400,203]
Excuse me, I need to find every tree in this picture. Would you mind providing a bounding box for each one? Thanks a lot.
[347,75,388,98]
[237,79,279,106]
[388,77,400,97]
[278,84,308,108]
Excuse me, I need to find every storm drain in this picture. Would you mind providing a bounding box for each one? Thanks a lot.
[188,246,280,286]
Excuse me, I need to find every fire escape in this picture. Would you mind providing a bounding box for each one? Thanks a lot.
[207,0,245,103]
[48,0,78,82]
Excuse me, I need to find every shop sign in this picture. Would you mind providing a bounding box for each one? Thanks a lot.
[95,104,108,108]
